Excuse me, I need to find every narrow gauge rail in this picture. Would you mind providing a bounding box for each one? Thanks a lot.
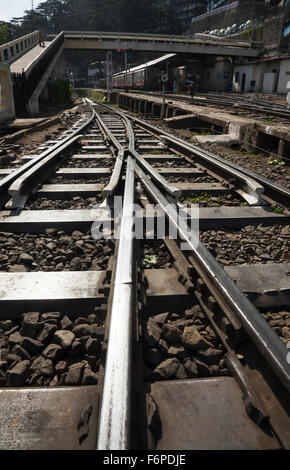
[95,102,290,450]
[0,99,289,449]
[0,101,125,449]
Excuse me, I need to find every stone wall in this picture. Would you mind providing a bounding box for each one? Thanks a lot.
[190,0,268,34]
[263,13,287,52]
[202,58,233,92]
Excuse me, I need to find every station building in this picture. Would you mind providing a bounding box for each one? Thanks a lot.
[233,56,290,94]
[88,61,106,86]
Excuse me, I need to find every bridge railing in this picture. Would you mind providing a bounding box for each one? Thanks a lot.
[61,30,262,49]
[0,31,39,64]
[11,32,64,116]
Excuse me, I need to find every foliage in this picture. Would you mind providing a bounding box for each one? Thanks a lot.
[8,0,183,39]
[179,193,224,207]
[141,255,158,268]
[47,79,73,104]
[268,159,285,167]
[271,205,284,214]
[0,23,9,45]
[76,88,106,103]
[248,152,264,158]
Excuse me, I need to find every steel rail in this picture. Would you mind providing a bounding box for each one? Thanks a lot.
[95,104,289,450]
[8,101,127,208]
[89,100,125,197]
[99,103,181,198]
[159,133,264,205]
[121,111,290,207]
[188,144,290,208]
[167,92,290,119]
[9,135,83,209]
[194,96,290,119]
[112,108,265,205]
[0,106,95,209]
[133,161,290,393]
[97,156,135,450]
[115,90,290,119]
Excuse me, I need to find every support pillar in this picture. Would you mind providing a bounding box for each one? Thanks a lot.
[106,50,113,95]
[278,139,290,159]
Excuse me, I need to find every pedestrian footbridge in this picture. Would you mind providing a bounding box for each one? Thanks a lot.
[0,31,64,118]
[62,31,261,57]
[0,30,262,119]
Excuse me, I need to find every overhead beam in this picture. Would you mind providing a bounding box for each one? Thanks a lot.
[64,38,260,57]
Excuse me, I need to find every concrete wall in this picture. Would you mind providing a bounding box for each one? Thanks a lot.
[190,0,268,34]
[191,2,289,54]
[262,13,286,52]
[202,59,233,91]
[0,64,15,123]
[277,58,290,93]
[233,57,289,94]
[263,73,277,94]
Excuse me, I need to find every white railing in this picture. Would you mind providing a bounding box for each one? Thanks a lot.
[191,1,239,23]
[0,31,39,64]
[62,30,260,49]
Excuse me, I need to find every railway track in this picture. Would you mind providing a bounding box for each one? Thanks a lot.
[183,92,290,121]
[0,99,289,450]
[115,89,290,121]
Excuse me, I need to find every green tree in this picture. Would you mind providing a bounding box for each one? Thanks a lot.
[7,0,185,37]
[0,23,9,45]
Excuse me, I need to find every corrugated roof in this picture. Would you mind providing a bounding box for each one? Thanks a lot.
[114,53,176,76]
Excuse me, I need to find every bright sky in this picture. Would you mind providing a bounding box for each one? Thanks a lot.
[0,0,43,22]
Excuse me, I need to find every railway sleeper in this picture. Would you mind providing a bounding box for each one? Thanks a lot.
[133,237,290,449]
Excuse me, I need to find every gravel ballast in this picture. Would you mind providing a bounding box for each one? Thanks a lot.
[0,310,104,387]
[47,177,110,185]
[63,157,115,169]
[261,310,290,345]
[0,229,114,272]
[143,304,228,381]
[26,196,104,210]
[200,224,289,266]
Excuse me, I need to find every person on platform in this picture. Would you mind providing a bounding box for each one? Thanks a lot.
[189,83,196,102]
[190,80,200,103]
[39,30,45,47]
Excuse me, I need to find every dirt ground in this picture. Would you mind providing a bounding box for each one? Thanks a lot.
[0,100,89,165]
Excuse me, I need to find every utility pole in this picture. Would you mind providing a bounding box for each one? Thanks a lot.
[124,42,128,91]
[124,51,128,91]
[145,53,148,92]
[31,0,34,9]
[106,50,113,100]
